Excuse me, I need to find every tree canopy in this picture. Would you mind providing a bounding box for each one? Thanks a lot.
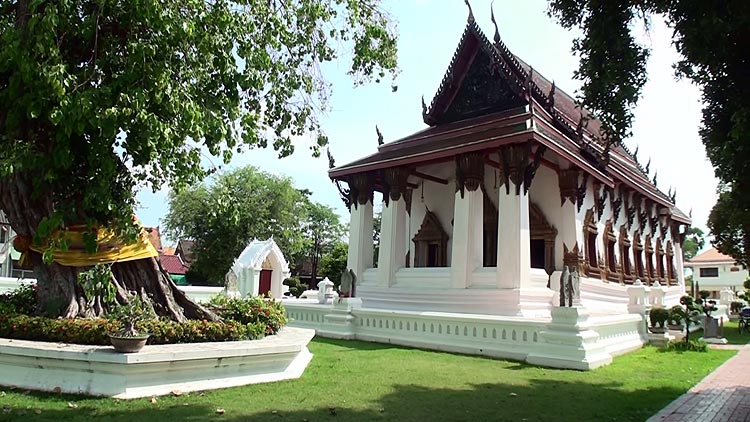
[0,0,397,317]
[682,226,705,261]
[1,0,396,237]
[548,0,748,264]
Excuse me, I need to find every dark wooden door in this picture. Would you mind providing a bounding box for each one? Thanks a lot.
[259,269,272,296]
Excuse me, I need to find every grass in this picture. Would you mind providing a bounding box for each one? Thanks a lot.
[0,338,737,422]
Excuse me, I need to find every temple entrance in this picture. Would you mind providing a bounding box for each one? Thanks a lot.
[530,239,545,269]
[259,269,272,296]
[412,210,449,267]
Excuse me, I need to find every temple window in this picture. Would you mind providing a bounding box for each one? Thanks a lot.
[603,220,619,282]
[656,239,665,282]
[583,209,599,277]
[412,210,449,267]
[529,203,557,275]
[633,231,644,280]
[666,241,675,285]
[645,235,654,284]
[619,226,633,283]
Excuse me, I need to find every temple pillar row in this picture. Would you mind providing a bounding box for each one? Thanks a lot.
[495,144,536,290]
[496,182,531,289]
[378,198,406,287]
[346,199,373,282]
[346,172,376,282]
[450,189,483,288]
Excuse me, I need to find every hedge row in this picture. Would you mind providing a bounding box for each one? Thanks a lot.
[0,314,267,346]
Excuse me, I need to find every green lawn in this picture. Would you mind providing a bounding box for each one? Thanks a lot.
[0,338,736,422]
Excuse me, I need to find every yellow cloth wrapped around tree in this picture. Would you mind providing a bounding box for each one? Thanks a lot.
[17,227,158,267]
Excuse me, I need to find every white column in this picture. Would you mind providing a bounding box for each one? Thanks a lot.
[347,200,374,283]
[377,198,406,287]
[497,183,531,289]
[450,189,483,288]
[673,241,686,291]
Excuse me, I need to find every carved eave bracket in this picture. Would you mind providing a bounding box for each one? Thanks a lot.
[524,145,547,194]
[384,166,411,207]
[558,168,579,206]
[455,152,484,198]
[593,181,607,221]
[348,173,374,209]
[611,187,623,224]
[576,173,589,213]
[498,144,530,195]
[626,192,637,229]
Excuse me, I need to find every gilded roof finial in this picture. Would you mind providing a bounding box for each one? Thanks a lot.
[490,1,500,43]
[465,0,474,23]
[376,125,384,146]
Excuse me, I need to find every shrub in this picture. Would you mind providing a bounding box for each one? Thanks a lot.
[730,301,745,314]
[283,276,305,298]
[0,314,267,345]
[665,339,708,352]
[208,295,287,335]
[667,305,684,326]
[649,307,670,328]
[0,283,37,315]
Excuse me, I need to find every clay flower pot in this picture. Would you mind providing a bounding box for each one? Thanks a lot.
[109,334,150,353]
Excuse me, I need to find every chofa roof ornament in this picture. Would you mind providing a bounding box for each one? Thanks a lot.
[490,1,501,44]
[464,0,474,23]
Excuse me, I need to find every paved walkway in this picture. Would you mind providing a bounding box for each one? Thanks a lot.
[648,344,750,422]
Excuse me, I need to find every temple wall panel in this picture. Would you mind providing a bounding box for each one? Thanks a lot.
[528,165,563,270]
[408,178,455,266]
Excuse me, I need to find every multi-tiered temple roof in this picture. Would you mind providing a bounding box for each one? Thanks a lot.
[329,8,689,224]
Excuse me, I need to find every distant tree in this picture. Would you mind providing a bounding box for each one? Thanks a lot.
[301,203,345,288]
[164,166,308,284]
[708,188,750,267]
[682,227,705,261]
[319,241,348,289]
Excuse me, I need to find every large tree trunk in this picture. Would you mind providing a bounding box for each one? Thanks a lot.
[0,174,216,321]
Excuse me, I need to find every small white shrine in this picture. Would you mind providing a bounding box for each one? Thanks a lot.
[284,7,690,370]
[226,238,290,298]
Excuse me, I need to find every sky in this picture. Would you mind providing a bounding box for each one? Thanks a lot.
[135,0,717,246]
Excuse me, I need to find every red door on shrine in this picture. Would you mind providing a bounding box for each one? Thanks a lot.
[259,269,272,296]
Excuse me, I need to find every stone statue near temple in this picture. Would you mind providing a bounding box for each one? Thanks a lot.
[339,268,357,298]
[559,265,581,307]
[559,266,570,307]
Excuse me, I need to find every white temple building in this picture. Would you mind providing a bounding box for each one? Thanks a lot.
[284,9,690,370]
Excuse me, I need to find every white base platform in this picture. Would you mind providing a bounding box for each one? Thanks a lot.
[285,301,647,370]
[0,327,315,399]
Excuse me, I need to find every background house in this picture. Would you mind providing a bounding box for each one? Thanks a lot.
[685,247,748,298]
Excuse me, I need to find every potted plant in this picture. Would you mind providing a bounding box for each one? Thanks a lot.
[649,307,670,333]
[107,295,155,353]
